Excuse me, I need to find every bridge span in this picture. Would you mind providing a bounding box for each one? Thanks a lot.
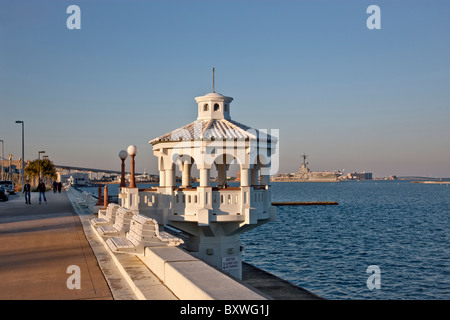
[54,164,157,178]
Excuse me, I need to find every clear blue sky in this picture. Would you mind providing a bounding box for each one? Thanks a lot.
[1,0,449,178]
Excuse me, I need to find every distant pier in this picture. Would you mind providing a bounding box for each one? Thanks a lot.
[272,201,339,206]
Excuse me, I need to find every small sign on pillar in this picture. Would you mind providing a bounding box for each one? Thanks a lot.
[222,256,239,271]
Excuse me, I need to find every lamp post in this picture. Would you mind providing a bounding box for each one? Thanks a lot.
[15,121,24,191]
[38,150,45,180]
[127,145,137,188]
[8,154,11,180]
[103,185,109,210]
[0,139,4,180]
[118,150,128,188]
[43,155,49,185]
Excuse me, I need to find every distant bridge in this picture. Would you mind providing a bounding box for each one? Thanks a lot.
[54,164,158,178]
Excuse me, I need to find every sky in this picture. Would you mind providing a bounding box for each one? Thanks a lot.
[0,0,449,178]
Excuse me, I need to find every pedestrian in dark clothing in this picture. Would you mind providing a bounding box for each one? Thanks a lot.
[53,181,57,193]
[37,180,47,204]
[57,182,62,193]
[23,180,31,204]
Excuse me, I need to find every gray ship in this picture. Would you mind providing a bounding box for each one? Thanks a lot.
[272,154,342,182]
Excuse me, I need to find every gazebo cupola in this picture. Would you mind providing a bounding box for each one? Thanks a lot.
[196,92,233,121]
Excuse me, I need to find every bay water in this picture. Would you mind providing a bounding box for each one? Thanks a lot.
[241,181,449,300]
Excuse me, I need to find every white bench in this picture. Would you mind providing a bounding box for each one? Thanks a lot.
[96,207,135,237]
[82,191,91,206]
[106,214,183,255]
[82,190,99,209]
[90,203,120,227]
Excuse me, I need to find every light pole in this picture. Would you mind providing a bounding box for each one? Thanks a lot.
[43,155,49,185]
[15,121,24,190]
[119,150,128,188]
[127,145,137,188]
[38,150,45,180]
[0,139,4,180]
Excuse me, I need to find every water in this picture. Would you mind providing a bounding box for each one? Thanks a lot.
[81,181,450,299]
[241,181,450,300]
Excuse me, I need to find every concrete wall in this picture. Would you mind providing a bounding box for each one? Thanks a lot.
[141,246,265,300]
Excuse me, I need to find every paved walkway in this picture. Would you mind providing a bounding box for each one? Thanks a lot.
[0,190,114,300]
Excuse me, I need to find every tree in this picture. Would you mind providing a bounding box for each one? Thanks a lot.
[25,159,57,185]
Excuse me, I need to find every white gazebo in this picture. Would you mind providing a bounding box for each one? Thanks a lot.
[121,87,277,279]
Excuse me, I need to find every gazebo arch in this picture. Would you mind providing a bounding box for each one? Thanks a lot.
[172,154,196,188]
[211,152,241,187]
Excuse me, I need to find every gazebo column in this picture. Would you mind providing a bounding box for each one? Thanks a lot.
[165,164,175,187]
[196,164,212,228]
[158,156,166,187]
[240,168,250,187]
[159,170,166,187]
[181,162,192,188]
[200,168,210,187]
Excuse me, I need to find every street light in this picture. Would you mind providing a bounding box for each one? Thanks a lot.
[15,121,24,190]
[0,139,4,180]
[118,150,128,188]
[127,145,137,188]
[38,150,45,179]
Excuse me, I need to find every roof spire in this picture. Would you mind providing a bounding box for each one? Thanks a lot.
[212,67,215,93]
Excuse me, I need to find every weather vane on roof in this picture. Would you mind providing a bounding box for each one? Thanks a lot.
[212,67,215,93]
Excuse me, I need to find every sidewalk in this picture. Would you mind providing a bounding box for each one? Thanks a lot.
[0,190,114,300]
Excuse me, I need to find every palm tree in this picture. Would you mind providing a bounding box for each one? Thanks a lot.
[25,159,57,186]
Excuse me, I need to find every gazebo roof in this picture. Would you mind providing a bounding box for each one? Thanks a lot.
[149,118,275,145]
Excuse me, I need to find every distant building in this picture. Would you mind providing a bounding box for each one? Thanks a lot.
[1,159,21,177]
[346,172,373,180]
[59,172,89,186]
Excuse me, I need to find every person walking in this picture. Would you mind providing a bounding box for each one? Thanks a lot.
[57,181,62,193]
[53,180,57,193]
[37,180,47,204]
[23,180,31,204]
